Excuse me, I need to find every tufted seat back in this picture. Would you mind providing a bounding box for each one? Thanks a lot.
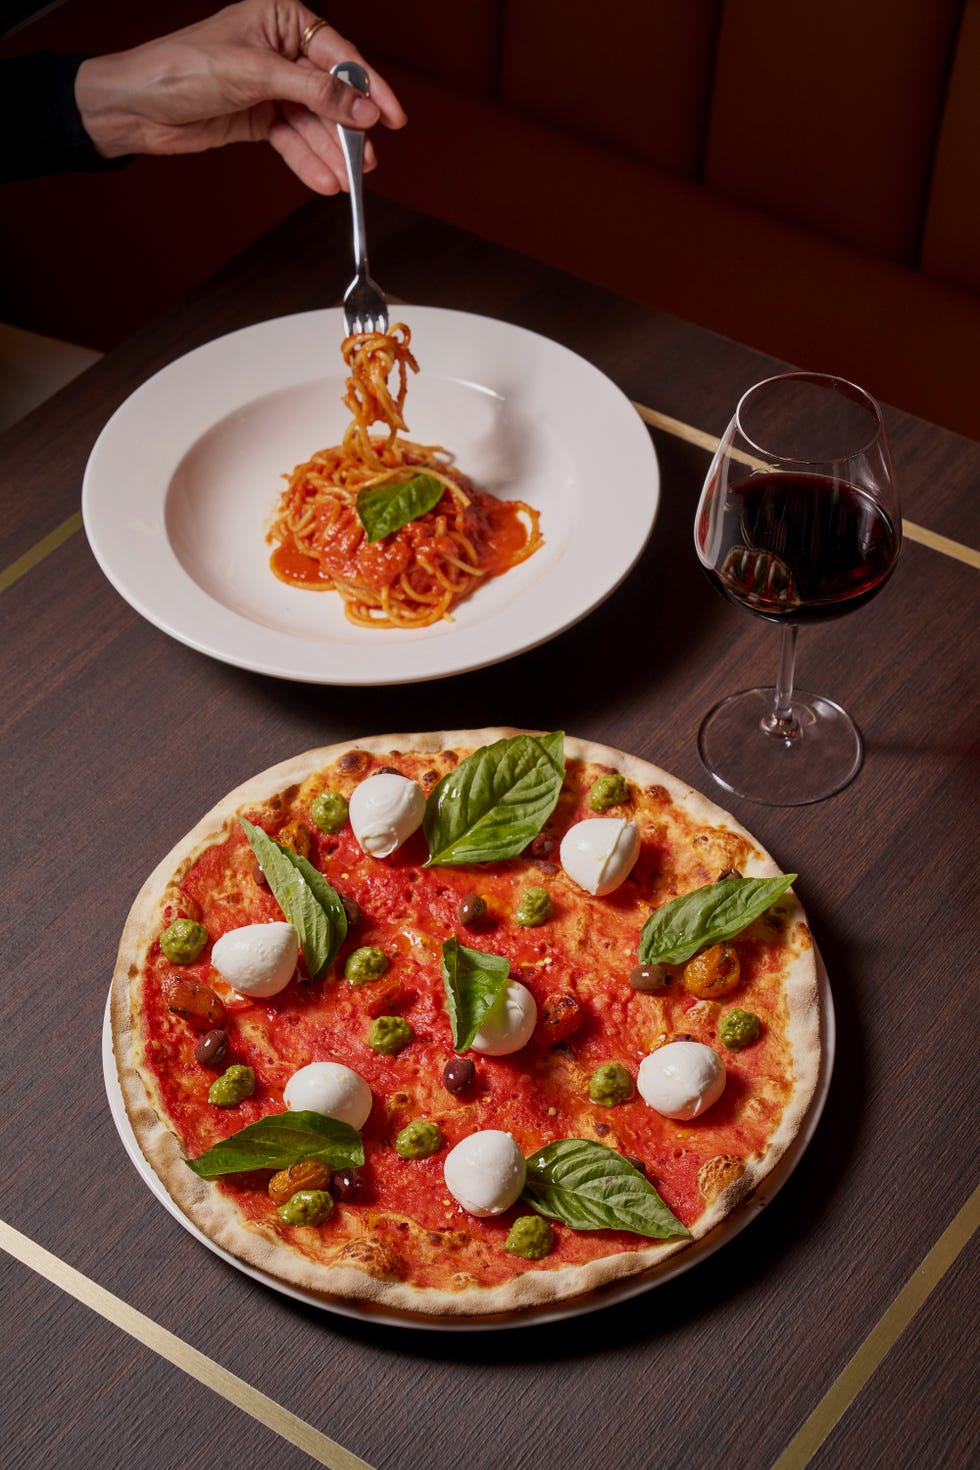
[2,0,978,436]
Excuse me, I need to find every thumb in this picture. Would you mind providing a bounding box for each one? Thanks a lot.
[255,53,380,127]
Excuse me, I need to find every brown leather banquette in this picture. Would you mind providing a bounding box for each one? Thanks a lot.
[2,0,978,439]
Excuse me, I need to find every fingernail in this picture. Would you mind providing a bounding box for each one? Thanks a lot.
[352,96,379,124]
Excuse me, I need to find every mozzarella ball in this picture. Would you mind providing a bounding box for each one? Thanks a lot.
[560,817,641,896]
[284,1061,373,1129]
[211,921,298,998]
[637,1041,726,1120]
[444,1130,527,1217]
[348,772,425,858]
[470,981,538,1056]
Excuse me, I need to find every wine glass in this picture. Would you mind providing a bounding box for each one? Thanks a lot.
[694,372,901,805]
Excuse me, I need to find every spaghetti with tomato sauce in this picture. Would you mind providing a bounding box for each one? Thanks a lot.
[268,325,542,628]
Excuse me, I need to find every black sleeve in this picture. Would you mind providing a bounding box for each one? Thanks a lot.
[0,53,132,182]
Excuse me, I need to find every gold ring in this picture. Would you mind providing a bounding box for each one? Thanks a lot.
[299,17,328,56]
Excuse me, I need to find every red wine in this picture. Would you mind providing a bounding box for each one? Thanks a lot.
[700,472,899,624]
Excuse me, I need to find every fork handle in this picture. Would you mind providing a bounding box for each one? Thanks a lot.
[332,61,371,273]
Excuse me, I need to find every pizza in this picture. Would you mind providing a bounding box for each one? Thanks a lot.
[110,729,821,1320]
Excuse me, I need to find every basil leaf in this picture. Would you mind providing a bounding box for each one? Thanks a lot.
[186,1110,363,1178]
[522,1139,689,1239]
[441,936,510,1053]
[273,842,348,974]
[424,731,565,867]
[356,472,445,543]
[238,818,345,980]
[638,874,796,967]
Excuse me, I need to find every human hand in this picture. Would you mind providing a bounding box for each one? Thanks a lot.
[74,0,407,194]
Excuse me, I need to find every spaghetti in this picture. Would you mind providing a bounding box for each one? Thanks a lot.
[267,324,543,628]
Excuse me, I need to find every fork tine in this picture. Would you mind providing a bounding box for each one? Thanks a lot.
[343,305,389,337]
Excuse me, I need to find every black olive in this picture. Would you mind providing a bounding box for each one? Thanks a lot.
[624,1155,647,1177]
[443,1057,476,1095]
[331,1168,364,1202]
[629,963,668,992]
[341,894,362,926]
[456,892,487,927]
[195,1029,229,1067]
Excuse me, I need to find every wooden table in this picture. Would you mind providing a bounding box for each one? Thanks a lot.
[2,196,977,1470]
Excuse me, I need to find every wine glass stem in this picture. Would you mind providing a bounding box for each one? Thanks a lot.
[763,625,802,741]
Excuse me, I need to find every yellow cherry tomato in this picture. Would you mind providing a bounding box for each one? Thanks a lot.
[682,943,741,998]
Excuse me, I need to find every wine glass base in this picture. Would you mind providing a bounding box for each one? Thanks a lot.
[698,687,863,805]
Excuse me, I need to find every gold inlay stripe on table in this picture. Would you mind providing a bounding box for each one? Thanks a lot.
[0,510,83,594]
[0,1218,375,1470]
[1,409,977,597]
[772,1182,980,1470]
[898,521,980,565]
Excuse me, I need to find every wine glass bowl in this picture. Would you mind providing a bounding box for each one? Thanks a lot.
[694,373,901,804]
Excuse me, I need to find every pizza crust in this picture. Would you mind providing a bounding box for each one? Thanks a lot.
[110,729,822,1319]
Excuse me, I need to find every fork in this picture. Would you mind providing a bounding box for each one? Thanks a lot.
[331,60,389,335]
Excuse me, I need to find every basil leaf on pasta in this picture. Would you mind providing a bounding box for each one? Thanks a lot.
[638,874,796,967]
[186,1111,363,1178]
[424,731,565,866]
[441,936,510,1053]
[522,1139,689,1238]
[239,818,346,980]
[356,472,445,543]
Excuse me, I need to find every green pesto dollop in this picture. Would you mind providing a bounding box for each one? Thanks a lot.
[207,1064,255,1107]
[589,1062,634,1107]
[369,1015,413,1055]
[516,886,553,927]
[719,1008,762,1050]
[159,918,208,965]
[311,790,349,834]
[277,1188,334,1226]
[344,946,389,985]
[589,773,629,812]
[505,1215,555,1260]
[395,1120,444,1159]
